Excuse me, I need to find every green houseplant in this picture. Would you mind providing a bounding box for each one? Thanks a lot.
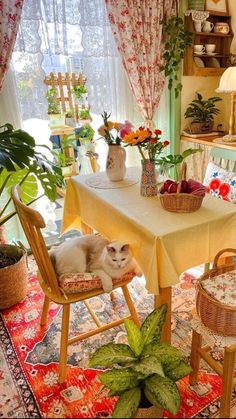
[89,305,192,418]
[75,124,95,145]
[156,148,202,180]
[46,88,65,127]
[72,84,88,100]
[184,93,222,134]
[0,123,63,308]
[161,1,192,97]
[79,109,91,121]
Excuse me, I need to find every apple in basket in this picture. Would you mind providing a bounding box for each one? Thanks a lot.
[159,179,206,196]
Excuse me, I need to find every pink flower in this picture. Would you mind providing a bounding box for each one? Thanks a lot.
[119,120,133,139]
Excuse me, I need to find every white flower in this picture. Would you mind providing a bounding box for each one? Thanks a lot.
[43,371,58,386]
[23,327,36,339]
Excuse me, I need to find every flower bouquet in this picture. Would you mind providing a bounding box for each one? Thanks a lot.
[98,112,133,181]
[123,127,169,196]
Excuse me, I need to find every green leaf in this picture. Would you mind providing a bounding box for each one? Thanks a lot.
[132,356,165,378]
[124,319,143,356]
[98,368,139,392]
[89,343,136,368]
[142,343,181,364]
[181,148,202,159]
[112,387,141,418]
[0,168,38,204]
[165,361,192,381]
[141,305,167,347]
[145,375,181,415]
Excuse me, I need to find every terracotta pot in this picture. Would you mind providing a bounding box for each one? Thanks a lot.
[140,160,158,197]
[106,144,126,181]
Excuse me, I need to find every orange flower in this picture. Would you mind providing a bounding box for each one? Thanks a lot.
[123,129,150,145]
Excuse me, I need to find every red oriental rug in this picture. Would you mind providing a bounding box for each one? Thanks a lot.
[0,263,235,418]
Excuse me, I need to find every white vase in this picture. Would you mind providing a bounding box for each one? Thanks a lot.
[106,144,126,181]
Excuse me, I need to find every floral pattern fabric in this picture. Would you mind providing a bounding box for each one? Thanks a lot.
[203,162,236,203]
[58,271,135,294]
[105,0,175,125]
[0,0,24,90]
[202,270,236,307]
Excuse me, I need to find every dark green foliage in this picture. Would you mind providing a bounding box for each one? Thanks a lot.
[89,306,192,418]
[184,92,222,123]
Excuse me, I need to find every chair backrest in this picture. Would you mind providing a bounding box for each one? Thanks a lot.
[210,147,236,173]
[11,186,61,296]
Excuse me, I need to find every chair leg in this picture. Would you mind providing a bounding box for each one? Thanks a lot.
[121,284,140,327]
[189,330,202,385]
[59,304,70,383]
[220,348,235,418]
[40,296,50,326]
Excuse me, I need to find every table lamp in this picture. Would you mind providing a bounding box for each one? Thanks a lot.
[216,67,236,142]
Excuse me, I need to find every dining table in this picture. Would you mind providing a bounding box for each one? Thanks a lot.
[61,167,236,342]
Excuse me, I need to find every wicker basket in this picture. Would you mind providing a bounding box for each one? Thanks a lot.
[159,163,204,213]
[196,248,236,336]
[0,245,28,310]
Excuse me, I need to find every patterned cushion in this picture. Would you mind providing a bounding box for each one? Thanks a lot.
[203,162,236,203]
[202,270,236,307]
[58,271,135,294]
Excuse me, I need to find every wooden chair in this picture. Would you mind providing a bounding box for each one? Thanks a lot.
[210,146,236,172]
[190,327,236,418]
[11,185,140,383]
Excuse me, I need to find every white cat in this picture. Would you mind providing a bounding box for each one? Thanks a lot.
[49,234,142,292]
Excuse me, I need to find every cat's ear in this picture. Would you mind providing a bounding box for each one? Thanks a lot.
[121,244,129,252]
[107,245,116,254]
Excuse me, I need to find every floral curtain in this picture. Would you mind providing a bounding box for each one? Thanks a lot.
[0,0,24,90]
[105,0,175,126]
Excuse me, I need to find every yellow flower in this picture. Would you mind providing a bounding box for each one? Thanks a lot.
[113,122,123,130]
[123,129,150,145]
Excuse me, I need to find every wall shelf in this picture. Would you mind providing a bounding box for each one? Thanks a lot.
[183,14,233,76]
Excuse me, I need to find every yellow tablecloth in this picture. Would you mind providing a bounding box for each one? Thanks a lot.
[62,167,236,295]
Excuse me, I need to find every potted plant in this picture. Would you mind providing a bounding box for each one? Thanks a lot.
[0,123,63,309]
[53,134,77,176]
[79,108,92,122]
[65,109,76,127]
[46,88,65,127]
[184,93,222,134]
[72,84,88,106]
[89,304,192,418]
[75,124,95,145]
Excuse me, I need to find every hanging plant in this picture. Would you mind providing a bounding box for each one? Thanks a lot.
[161,3,192,98]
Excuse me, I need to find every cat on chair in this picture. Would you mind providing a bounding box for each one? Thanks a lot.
[49,234,142,292]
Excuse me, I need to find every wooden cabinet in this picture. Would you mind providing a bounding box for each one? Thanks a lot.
[183,13,233,76]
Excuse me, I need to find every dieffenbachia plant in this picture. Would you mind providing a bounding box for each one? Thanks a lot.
[89,305,192,418]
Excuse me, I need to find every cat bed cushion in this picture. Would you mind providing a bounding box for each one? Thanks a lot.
[58,271,135,294]
[202,270,236,307]
[203,162,236,203]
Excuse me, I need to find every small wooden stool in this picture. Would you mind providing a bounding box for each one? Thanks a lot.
[190,315,236,418]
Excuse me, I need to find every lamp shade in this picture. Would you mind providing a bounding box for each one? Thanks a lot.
[216,67,236,93]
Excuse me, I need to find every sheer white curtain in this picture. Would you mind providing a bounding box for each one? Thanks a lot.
[11,0,169,153]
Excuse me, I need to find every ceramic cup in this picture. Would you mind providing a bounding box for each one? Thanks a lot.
[205,44,216,54]
[194,21,202,32]
[194,45,205,54]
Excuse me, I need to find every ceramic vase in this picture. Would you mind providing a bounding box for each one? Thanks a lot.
[106,144,126,181]
[140,159,157,197]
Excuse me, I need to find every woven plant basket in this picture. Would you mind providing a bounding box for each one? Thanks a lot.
[0,244,28,310]
[196,248,236,336]
[134,406,163,418]
[188,121,213,134]
[160,163,204,213]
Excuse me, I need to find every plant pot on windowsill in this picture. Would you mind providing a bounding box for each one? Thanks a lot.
[65,117,76,127]
[188,121,214,134]
[48,113,66,128]
[61,165,74,177]
[0,244,28,309]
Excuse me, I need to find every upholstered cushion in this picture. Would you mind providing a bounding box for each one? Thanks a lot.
[202,270,236,307]
[58,271,135,294]
[203,162,236,203]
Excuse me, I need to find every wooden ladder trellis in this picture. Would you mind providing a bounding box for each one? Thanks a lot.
[44,72,86,122]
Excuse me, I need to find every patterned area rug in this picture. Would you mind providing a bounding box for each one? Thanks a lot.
[0,262,235,418]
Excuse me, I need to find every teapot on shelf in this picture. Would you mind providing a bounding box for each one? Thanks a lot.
[202,20,214,33]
